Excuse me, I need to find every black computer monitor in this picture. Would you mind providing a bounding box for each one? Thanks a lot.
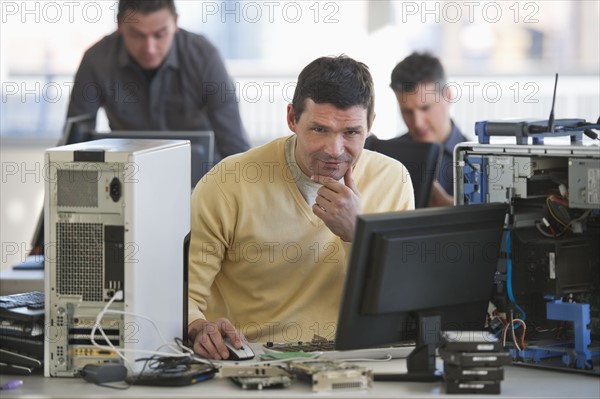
[60,113,98,146]
[14,116,98,268]
[335,203,507,381]
[19,115,214,268]
[365,137,441,208]
[62,114,215,189]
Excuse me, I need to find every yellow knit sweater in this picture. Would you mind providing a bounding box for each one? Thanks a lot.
[188,135,414,342]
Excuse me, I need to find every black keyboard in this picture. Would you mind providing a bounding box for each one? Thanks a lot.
[0,291,44,310]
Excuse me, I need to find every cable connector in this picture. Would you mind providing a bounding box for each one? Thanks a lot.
[542,217,551,227]
[571,221,584,234]
[558,184,568,198]
[114,290,124,301]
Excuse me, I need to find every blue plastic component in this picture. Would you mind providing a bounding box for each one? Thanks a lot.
[463,155,487,204]
[546,300,593,369]
[510,300,598,369]
[475,119,586,145]
[475,121,491,144]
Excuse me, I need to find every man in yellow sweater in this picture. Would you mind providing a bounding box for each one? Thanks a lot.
[188,55,415,360]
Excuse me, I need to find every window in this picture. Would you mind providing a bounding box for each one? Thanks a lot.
[1,1,598,141]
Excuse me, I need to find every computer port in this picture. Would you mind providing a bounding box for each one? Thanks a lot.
[109,178,121,202]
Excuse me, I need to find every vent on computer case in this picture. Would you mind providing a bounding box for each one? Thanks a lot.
[57,169,98,207]
[56,222,103,301]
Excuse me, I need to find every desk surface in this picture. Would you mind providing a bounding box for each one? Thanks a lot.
[1,345,598,399]
[0,269,44,295]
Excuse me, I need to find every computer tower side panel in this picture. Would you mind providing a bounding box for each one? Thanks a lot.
[121,146,190,366]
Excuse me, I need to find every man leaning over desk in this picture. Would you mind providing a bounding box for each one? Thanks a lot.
[67,0,250,161]
[187,55,415,360]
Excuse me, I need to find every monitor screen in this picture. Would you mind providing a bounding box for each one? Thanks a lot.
[335,203,507,380]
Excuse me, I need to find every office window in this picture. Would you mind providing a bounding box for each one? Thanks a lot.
[0,0,598,141]
[1,0,598,272]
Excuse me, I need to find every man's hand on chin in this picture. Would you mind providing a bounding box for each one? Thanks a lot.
[311,167,361,242]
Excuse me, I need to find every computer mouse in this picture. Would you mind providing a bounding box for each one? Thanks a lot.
[223,337,255,361]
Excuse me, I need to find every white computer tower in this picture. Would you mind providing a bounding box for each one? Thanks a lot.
[44,139,190,377]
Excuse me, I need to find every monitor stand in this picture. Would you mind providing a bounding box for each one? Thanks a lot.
[375,312,443,382]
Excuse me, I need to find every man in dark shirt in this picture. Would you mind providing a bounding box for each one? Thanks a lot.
[67,0,250,161]
[390,52,468,206]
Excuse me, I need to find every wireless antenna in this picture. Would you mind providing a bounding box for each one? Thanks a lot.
[547,73,558,133]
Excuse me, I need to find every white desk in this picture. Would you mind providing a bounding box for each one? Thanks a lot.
[0,269,44,295]
[1,346,598,399]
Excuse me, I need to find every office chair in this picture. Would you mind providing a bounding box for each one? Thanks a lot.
[183,232,191,344]
[365,136,441,208]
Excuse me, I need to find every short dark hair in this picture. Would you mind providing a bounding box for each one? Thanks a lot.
[292,55,375,128]
[390,52,446,93]
[118,0,177,20]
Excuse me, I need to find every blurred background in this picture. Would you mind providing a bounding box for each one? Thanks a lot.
[1,0,599,269]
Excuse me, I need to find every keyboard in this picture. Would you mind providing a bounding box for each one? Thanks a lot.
[263,340,415,360]
[0,291,44,310]
[0,291,45,322]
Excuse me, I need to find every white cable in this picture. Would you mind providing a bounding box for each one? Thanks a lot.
[503,311,523,351]
[329,354,394,363]
[511,323,521,351]
[101,309,191,357]
[90,291,131,370]
[227,353,321,366]
[90,290,193,370]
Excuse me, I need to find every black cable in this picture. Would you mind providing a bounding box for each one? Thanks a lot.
[556,122,600,140]
[585,117,599,140]
[584,129,599,140]
[94,381,130,390]
[547,73,558,133]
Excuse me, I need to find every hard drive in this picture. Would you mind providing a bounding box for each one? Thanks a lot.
[441,351,512,367]
[444,363,504,381]
[445,380,501,394]
[439,331,501,353]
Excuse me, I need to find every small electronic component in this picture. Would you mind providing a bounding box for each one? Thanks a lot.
[223,366,292,390]
[287,360,373,392]
[230,373,293,390]
[219,365,289,378]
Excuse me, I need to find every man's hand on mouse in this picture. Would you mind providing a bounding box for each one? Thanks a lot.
[188,317,245,360]
[311,167,361,242]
